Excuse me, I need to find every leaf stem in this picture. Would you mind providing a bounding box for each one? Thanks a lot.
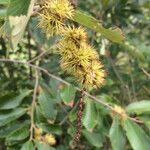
[29,69,39,141]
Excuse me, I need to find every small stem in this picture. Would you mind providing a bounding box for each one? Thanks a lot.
[30,69,39,141]
[28,51,48,63]
[141,67,150,78]
[129,116,144,124]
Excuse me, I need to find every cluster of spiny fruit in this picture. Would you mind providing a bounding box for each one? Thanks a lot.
[38,0,105,90]
[34,127,56,146]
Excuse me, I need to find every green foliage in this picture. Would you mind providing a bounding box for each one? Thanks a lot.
[0,90,31,110]
[60,85,76,105]
[109,117,126,150]
[123,119,150,150]
[0,0,35,49]
[126,100,150,115]
[38,91,57,121]
[73,10,125,43]
[0,108,26,127]
[83,98,98,131]
[0,0,9,5]
[21,141,34,150]
[7,0,31,16]
[6,126,29,143]
[82,130,103,148]
[0,0,150,149]
[35,141,55,150]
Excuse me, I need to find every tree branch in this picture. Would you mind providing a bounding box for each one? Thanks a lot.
[0,58,143,124]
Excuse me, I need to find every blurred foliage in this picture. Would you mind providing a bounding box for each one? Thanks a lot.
[0,0,150,150]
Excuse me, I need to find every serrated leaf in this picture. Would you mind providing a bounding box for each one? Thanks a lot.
[35,105,46,123]
[123,119,150,150]
[82,130,103,148]
[0,120,29,139]
[7,0,30,16]
[72,10,125,43]
[48,80,61,102]
[126,100,150,115]
[0,108,26,127]
[38,92,57,121]
[0,123,20,139]
[35,141,55,150]
[1,0,35,49]
[83,99,98,132]
[6,126,29,142]
[0,90,31,110]
[21,141,34,150]
[37,123,62,135]
[39,80,53,96]
[60,85,76,105]
[109,117,126,150]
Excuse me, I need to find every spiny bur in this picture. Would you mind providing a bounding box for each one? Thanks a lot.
[34,127,43,141]
[34,127,56,146]
[38,0,74,36]
[58,26,105,90]
[61,26,88,47]
[44,134,56,146]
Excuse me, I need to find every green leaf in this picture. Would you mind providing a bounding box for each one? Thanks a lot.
[7,0,30,16]
[1,0,35,49]
[38,92,57,121]
[0,108,26,127]
[109,117,126,150]
[83,99,98,132]
[49,79,60,99]
[21,141,34,150]
[35,105,46,123]
[0,9,7,18]
[0,90,31,110]
[0,123,20,139]
[60,85,76,105]
[0,120,29,139]
[123,119,150,150]
[37,123,62,135]
[82,130,103,147]
[7,16,27,49]
[6,126,29,142]
[126,100,150,114]
[72,10,125,43]
[35,141,55,150]
[0,0,9,5]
